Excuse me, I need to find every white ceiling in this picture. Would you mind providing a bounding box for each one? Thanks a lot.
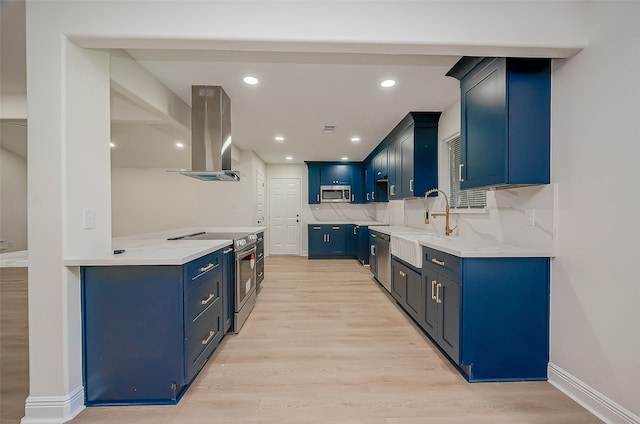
[124,49,461,165]
[1,0,462,167]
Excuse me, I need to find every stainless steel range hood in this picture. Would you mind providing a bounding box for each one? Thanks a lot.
[179,86,240,181]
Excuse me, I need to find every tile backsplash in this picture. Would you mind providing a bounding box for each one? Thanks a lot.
[403,184,556,253]
[305,203,386,223]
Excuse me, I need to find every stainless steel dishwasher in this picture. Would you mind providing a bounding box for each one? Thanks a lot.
[376,232,391,292]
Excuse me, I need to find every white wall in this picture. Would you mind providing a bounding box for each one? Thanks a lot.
[111,147,263,237]
[0,146,28,252]
[549,2,640,421]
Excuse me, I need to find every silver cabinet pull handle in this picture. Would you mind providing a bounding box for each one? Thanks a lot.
[370,245,376,256]
[317,194,320,202]
[399,271,406,277]
[353,227,357,235]
[202,330,215,345]
[258,272,264,278]
[223,248,233,254]
[459,164,464,182]
[436,283,442,304]
[314,226,321,230]
[431,258,445,267]
[351,194,354,202]
[258,253,263,259]
[372,192,375,200]
[431,280,437,300]
[200,263,215,273]
[327,234,330,242]
[366,193,370,201]
[201,293,215,305]
[332,226,340,230]
[410,179,414,192]
[390,185,395,195]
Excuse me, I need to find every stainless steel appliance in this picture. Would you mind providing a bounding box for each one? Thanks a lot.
[168,231,258,332]
[320,185,351,203]
[376,233,391,292]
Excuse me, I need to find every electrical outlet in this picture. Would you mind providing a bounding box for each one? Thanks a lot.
[424,210,430,224]
[83,208,96,229]
[525,209,535,226]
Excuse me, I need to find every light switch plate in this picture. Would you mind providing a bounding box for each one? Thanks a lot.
[525,209,535,226]
[83,208,96,229]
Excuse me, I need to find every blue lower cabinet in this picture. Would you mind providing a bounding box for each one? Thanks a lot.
[389,247,550,382]
[82,249,226,405]
[355,225,369,265]
[308,224,355,259]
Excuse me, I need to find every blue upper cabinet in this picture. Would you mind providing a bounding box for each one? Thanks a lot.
[320,164,352,186]
[447,57,551,190]
[307,163,322,204]
[368,112,440,200]
[373,149,388,179]
[305,162,364,204]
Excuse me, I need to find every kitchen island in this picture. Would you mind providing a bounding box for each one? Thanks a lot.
[68,227,265,406]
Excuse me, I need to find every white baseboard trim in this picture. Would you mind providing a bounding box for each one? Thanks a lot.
[21,385,85,424]
[548,363,639,424]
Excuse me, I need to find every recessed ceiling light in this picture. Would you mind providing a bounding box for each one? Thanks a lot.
[243,76,259,85]
[341,157,349,161]
[351,137,361,143]
[275,136,285,142]
[109,142,115,148]
[381,79,396,88]
[285,156,293,160]
[175,142,185,148]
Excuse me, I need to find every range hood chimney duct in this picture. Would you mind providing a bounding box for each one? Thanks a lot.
[179,85,240,181]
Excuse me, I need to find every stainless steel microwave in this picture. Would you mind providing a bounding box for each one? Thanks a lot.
[320,185,351,203]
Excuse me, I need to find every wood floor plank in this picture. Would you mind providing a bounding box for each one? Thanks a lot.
[4,258,602,423]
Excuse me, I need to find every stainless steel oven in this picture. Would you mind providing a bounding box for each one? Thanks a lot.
[234,242,257,332]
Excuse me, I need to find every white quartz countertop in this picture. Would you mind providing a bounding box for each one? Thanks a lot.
[369,225,429,235]
[393,233,553,258]
[63,227,267,266]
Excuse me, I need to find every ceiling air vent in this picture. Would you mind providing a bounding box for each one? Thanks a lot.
[322,125,337,134]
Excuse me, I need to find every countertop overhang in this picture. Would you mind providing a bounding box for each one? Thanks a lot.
[63,226,267,266]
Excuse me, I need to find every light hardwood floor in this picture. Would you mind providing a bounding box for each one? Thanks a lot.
[0,267,29,424]
[3,258,601,423]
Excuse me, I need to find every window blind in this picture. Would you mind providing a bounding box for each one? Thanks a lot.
[448,135,487,209]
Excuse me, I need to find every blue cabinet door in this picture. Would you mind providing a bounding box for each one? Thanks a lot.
[307,164,321,204]
[437,274,460,364]
[356,225,369,265]
[350,164,365,203]
[455,57,551,190]
[320,164,352,186]
[412,126,438,198]
[374,149,388,179]
[308,225,326,257]
[399,130,414,198]
[365,161,374,202]
[326,225,347,255]
[460,58,508,189]
[421,270,438,340]
[387,141,400,200]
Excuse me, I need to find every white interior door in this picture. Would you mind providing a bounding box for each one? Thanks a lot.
[269,178,300,255]
[256,170,265,226]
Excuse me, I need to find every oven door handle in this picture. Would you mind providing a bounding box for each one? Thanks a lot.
[237,245,257,260]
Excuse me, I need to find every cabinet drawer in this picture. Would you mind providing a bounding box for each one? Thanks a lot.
[185,298,222,381]
[184,251,222,281]
[423,247,461,280]
[185,252,222,322]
